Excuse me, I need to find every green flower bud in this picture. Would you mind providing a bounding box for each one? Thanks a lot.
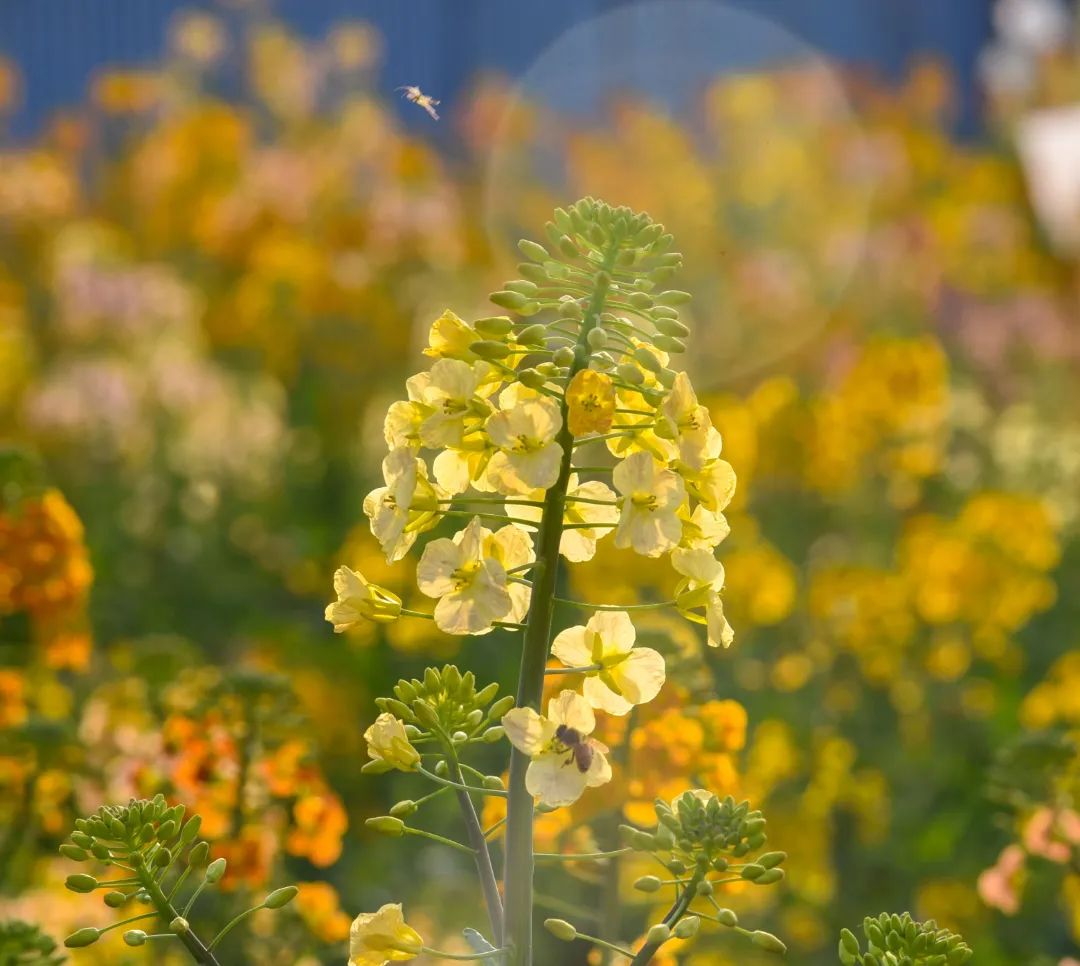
[488,695,515,719]
[544,919,577,942]
[64,928,101,948]
[389,800,418,818]
[204,858,227,884]
[470,340,512,360]
[655,317,690,338]
[71,831,93,849]
[754,868,784,885]
[490,290,529,311]
[740,863,766,880]
[365,816,406,836]
[187,841,210,867]
[695,880,713,896]
[104,890,129,908]
[474,315,514,337]
[616,362,645,385]
[633,876,662,893]
[514,237,548,261]
[758,851,786,868]
[516,323,547,346]
[656,289,691,306]
[646,924,671,945]
[586,328,607,350]
[482,725,505,743]
[518,368,547,389]
[59,844,88,862]
[65,874,98,894]
[170,917,190,935]
[124,930,147,946]
[673,916,700,939]
[629,291,653,309]
[715,908,738,928]
[154,847,173,867]
[634,346,663,373]
[654,336,685,354]
[552,347,575,367]
[180,814,202,845]
[264,886,299,910]
[751,930,787,955]
[505,279,539,297]
[482,775,505,791]
[90,843,111,861]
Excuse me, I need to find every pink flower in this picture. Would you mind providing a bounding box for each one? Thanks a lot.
[978,844,1026,915]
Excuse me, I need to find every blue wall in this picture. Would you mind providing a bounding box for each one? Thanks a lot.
[0,0,994,138]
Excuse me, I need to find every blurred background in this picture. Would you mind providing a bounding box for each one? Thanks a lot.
[2,1,1080,963]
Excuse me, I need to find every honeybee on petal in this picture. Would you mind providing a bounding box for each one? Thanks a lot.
[396,85,440,120]
[555,723,594,774]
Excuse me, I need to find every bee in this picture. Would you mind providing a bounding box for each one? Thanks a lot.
[396,85,440,120]
[555,723,594,774]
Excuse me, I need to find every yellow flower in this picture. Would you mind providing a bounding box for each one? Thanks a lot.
[363,713,421,772]
[613,452,686,557]
[671,548,734,648]
[566,368,616,436]
[551,610,666,715]
[486,394,564,492]
[423,309,477,361]
[659,371,717,469]
[363,448,443,562]
[416,517,514,634]
[348,903,423,966]
[325,567,403,631]
[502,690,612,807]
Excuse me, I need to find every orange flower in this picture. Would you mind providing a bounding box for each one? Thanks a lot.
[217,825,276,891]
[288,789,347,867]
[0,670,27,728]
[295,882,352,942]
[566,369,616,436]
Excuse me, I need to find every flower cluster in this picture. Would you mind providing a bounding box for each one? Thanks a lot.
[838,912,973,965]
[0,919,65,965]
[59,795,297,958]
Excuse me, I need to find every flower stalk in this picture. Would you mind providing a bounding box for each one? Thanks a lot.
[502,236,620,966]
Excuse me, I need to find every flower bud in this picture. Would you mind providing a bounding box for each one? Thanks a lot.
[714,908,738,928]
[488,695,515,719]
[695,880,713,896]
[615,362,644,385]
[758,851,786,868]
[634,876,662,893]
[655,317,690,338]
[390,800,418,818]
[482,725,505,743]
[470,340,512,360]
[544,919,578,942]
[59,844,88,862]
[490,290,529,310]
[204,857,227,883]
[170,917,190,935]
[586,328,607,350]
[751,931,787,955]
[754,868,784,885]
[187,841,210,867]
[104,890,129,907]
[516,323,547,346]
[656,289,691,306]
[654,335,685,354]
[634,347,662,373]
[518,368,547,389]
[263,886,299,910]
[646,924,671,945]
[64,928,101,948]
[673,916,700,939]
[552,347,575,367]
[154,847,172,867]
[123,930,147,946]
[517,238,550,263]
[482,775,505,791]
[65,874,98,894]
[740,863,766,881]
[474,315,514,337]
[365,816,406,836]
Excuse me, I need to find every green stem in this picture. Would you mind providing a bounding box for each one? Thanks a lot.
[404,826,478,855]
[417,765,507,797]
[208,904,263,950]
[627,870,703,966]
[136,858,222,966]
[419,946,508,961]
[533,848,632,863]
[503,237,621,966]
[441,735,506,946]
[572,931,637,959]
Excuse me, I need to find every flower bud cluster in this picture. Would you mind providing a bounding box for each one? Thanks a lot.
[0,919,64,966]
[838,913,973,965]
[626,790,780,876]
[374,664,509,745]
